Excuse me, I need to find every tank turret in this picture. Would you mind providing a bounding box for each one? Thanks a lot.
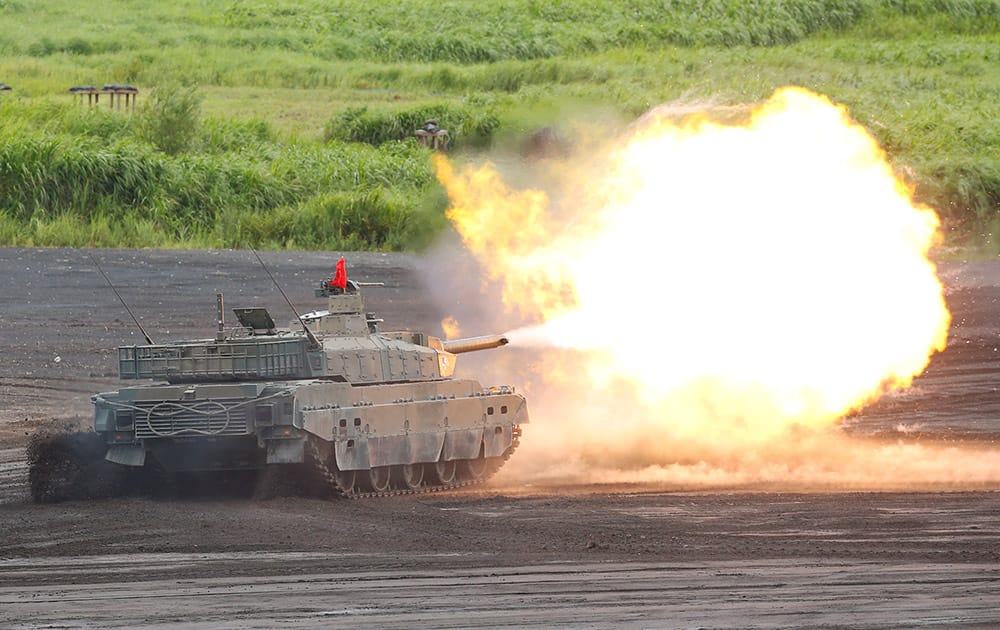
[81,261,528,500]
[116,279,510,385]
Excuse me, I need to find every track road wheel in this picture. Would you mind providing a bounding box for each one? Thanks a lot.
[462,455,489,481]
[397,464,424,490]
[434,459,457,485]
[366,465,392,493]
[335,469,356,495]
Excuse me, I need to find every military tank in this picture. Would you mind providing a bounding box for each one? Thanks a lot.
[81,260,527,499]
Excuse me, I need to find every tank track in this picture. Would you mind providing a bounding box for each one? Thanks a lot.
[305,436,518,500]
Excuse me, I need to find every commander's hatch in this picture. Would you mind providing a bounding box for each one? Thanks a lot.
[233,307,276,335]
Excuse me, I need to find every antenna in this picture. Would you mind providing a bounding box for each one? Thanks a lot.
[89,253,155,345]
[250,248,322,349]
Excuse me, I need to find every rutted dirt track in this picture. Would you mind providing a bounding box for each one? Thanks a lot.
[2,248,1000,628]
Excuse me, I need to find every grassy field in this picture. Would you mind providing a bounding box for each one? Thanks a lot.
[0,0,997,250]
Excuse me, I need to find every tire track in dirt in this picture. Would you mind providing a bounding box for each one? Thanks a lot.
[0,448,28,504]
[1,556,998,628]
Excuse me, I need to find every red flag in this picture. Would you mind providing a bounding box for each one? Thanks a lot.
[331,256,347,289]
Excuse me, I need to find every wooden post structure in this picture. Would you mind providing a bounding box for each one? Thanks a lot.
[70,85,138,112]
[414,120,450,150]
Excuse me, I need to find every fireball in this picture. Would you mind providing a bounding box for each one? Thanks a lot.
[436,87,950,460]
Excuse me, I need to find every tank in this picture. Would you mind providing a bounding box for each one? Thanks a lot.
[83,271,528,498]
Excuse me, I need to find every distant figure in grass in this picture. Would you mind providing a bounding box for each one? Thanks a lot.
[415,119,449,150]
[521,127,570,161]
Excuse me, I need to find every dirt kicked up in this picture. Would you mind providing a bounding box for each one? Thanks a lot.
[2,248,1000,628]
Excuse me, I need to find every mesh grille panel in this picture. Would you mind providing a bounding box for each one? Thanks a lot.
[132,398,250,438]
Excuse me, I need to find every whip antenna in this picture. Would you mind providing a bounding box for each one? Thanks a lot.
[89,253,154,345]
[250,248,322,349]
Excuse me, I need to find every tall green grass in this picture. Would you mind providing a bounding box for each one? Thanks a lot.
[2,0,994,90]
[0,97,441,250]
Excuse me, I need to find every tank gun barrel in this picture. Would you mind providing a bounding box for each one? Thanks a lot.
[441,334,509,355]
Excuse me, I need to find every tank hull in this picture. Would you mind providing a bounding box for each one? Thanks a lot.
[92,378,526,493]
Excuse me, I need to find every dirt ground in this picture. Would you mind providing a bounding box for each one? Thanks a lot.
[2,247,1000,628]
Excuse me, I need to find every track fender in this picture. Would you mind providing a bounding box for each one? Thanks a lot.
[335,437,371,471]
[483,424,513,458]
[442,428,484,461]
[367,432,444,467]
[106,444,146,467]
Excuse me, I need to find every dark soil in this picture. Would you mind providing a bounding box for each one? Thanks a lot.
[3,248,1000,628]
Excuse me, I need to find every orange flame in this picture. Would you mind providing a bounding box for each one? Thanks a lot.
[435,157,579,320]
[441,315,462,340]
[436,87,950,458]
